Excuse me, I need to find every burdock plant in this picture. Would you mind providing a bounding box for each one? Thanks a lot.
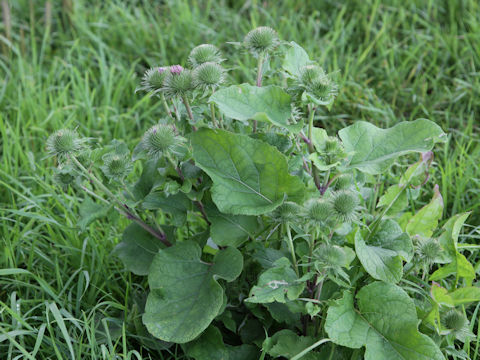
[46,26,471,360]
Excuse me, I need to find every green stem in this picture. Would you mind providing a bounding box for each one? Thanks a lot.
[182,95,194,123]
[367,181,409,240]
[307,106,315,151]
[291,338,331,360]
[285,223,299,277]
[171,99,181,122]
[210,102,218,127]
[253,53,265,133]
[307,106,322,190]
[72,156,170,246]
[160,93,172,119]
[328,343,336,360]
[72,156,119,203]
[256,53,265,87]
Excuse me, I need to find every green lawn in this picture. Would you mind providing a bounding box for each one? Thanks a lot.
[1,0,479,358]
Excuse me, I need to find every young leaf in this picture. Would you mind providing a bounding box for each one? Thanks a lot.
[282,41,311,77]
[191,129,305,215]
[430,213,474,285]
[325,282,445,360]
[431,283,480,307]
[406,185,443,238]
[377,184,408,214]
[355,220,413,283]
[377,154,434,215]
[339,120,446,174]
[143,242,243,343]
[209,84,303,132]
[245,258,305,303]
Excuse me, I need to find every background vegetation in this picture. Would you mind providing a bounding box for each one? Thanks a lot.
[1,0,479,358]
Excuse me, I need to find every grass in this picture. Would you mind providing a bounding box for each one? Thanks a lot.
[0,0,479,358]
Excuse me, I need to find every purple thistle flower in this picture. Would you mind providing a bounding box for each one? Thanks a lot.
[170,65,184,74]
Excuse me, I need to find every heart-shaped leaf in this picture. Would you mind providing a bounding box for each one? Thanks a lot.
[143,242,243,343]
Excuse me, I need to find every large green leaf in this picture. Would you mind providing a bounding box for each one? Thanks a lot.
[191,129,305,215]
[355,220,413,283]
[143,242,243,343]
[325,282,445,360]
[209,84,302,132]
[205,205,259,247]
[113,223,165,275]
[339,120,446,174]
[245,258,305,303]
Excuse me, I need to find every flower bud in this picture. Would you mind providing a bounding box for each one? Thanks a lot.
[299,65,326,85]
[193,62,225,90]
[243,26,279,56]
[443,309,467,331]
[47,129,85,159]
[272,201,302,223]
[101,153,132,181]
[331,190,359,222]
[162,66,195,98]
[305,198,333,223]
[335,174,353,190]
[142,124,184,158]
[139,66,168,93]
[417,238,442,265]
[188,44,222,67]
[169,65,184,74]
[298,65,337,105]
